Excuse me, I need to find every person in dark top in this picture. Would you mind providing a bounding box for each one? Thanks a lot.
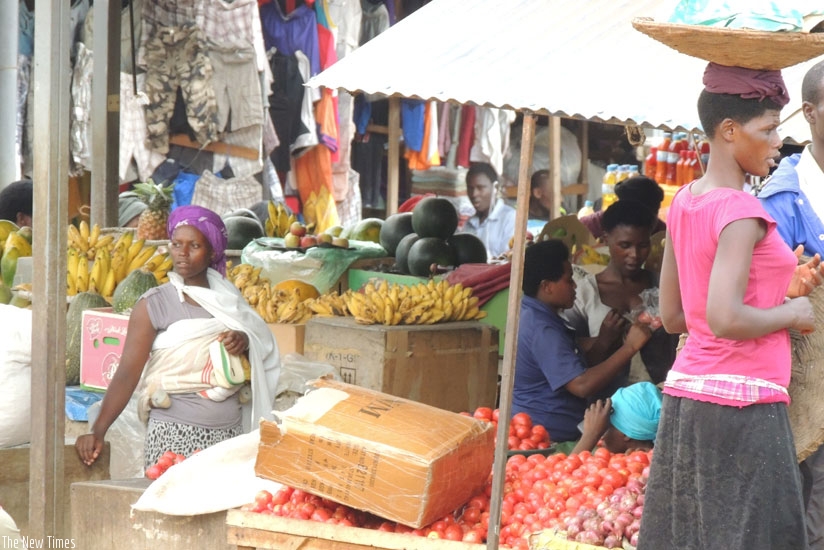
[511,239,650,443]
[0,180,33,227]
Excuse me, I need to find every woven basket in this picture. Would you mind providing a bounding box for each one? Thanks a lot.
[632,17,824,70]
[789,283,824,462]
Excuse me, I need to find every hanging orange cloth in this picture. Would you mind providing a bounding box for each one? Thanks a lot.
[404,101,440,171]
[293,88,340,233]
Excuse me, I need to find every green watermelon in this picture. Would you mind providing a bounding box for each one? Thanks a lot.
[446,233,488,265]
[112,268,158,314]
[411,197,458,239]
[66,292,111,385]
[394,233,420,274]
[224,215,264,250]
[406,238,458,277]
[379,213,414,256]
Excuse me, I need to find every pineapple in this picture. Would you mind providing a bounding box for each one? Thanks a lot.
[133,180,175,240]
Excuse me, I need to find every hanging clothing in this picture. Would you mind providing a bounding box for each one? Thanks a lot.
[259,1,321,76]
[201,0,269,78]
[336,168,362,227]
[209,45,264,133]
[469,107,516,176]
[455,104,475,168]
[81,0,144,74]
[401,100,425,153]
[142,24,220,154]
[70,43,94,174]
[404,101,440,171]
[359,0,389,44]
[293,146,340,233]
[18,1,33,58]
[327,0,362,60]
[119,71,166,182]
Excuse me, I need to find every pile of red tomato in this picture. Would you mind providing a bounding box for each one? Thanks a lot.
[462,407,551,451]
[244,447,651,549]
[144,450,189,480]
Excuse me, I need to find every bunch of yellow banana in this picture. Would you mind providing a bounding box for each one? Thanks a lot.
[264,200,297,238]
[229,263,265,291]
[1,227,33,288]
[67,230,171,297]
[577,244,610,266]
[67,221,116,261]
[343,279,487,326]
[305,292,349,317]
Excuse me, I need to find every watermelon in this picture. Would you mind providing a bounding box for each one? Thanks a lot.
[224,215,264,250]
[406,238,458,277]
[379,213,414,256]
[446,233,488,265]
[411,197,458,239]
[112,268,158,314]
[66,292,111,385]
[394,233,420,274]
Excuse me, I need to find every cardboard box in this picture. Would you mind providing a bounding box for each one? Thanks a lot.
[80,307,129,391]
[267,322,306,356]
[255,378,495,528]
[303,317,499,413]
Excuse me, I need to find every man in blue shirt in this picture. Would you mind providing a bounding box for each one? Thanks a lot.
[512,240,650,443]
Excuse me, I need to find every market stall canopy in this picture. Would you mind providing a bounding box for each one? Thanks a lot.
[307,0,823,140]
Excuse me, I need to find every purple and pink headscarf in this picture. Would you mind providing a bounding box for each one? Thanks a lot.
[167,205,228,276]
[703,62,790,107]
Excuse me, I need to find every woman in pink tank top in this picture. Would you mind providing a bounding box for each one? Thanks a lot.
[638,63,822,550]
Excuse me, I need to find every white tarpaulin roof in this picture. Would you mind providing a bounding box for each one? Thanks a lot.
[308,0,822,140]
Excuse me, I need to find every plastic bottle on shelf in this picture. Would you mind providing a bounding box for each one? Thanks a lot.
[602,164,619,209]
[655,132,672,184]
[617,164,630,184]
[644,147,657,179]
[665,132,688,186]
[675,150,688,186]
[688,151,700,182]
[577,200,595,219]
[628,165,640,179]
[698,139,710,174]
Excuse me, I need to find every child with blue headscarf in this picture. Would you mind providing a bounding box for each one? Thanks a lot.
[571,382,662,455]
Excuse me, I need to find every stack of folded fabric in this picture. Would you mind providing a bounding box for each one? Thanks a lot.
[411,167,468,197]
[445,262,511,308]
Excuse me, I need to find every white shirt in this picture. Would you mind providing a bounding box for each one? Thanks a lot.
[461,199,517,258]
[798,145,824,218]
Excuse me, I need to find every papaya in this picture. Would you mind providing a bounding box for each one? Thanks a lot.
[66,292,111,385]
[112,267,158,314]
[273,279,320,302]
[349,218,384,243]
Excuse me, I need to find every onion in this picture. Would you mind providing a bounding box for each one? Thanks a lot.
[566,524,581,539]
[601,507,619,522]
[603,534,622,548]
[615,512,634,529]
[576,530,604,546]
[630,532,639,547]
[633,505,645,519]
[620,492,638,511]
[600,520,614,534]
[636,493,645,507]
[582,517,600,533]
[625,479,644,493]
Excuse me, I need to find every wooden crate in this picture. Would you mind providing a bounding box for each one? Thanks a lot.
[1,442,110,537]
[226,509,484,550]
[302,317,499,413]
[71,479,234,550]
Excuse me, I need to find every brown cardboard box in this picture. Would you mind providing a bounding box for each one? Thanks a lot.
[302,317,499,413]
[255,378,495,528]
[268,323,306,355]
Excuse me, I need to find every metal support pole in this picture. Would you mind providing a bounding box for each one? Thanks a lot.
[0,0,19,186]
[486,112,536,549]
[30,0,71,539]
[91,0,121,228]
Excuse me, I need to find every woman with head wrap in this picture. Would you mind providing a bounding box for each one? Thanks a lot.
[636,63,823,549]
[570,382,662,455]
[76,205,280,469]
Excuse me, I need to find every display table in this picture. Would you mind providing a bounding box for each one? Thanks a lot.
[71,479,234,550]
[226,509,482,550]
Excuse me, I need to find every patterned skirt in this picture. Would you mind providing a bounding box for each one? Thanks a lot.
[638,395,806,550]
[143,418,243,469]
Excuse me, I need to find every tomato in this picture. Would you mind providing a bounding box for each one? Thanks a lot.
[311,508,332,522]
[254,490,273,508]
[593,447,611,461]
[463,529,484,543]
[518,439,537,451]
[173,454,186,465]
[511,412,533,429]
[461,506,481,524]
[444,524,464,541]
[473,407,494,422]
[514,424,531,440]
[156,456,173,471]
[628,450,651,465]
[492,409,500,423]
[161,450,177,461]
[145,465,162,480]
[508,435,520,449]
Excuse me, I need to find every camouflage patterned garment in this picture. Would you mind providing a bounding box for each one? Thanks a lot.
[143,23,219,154]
